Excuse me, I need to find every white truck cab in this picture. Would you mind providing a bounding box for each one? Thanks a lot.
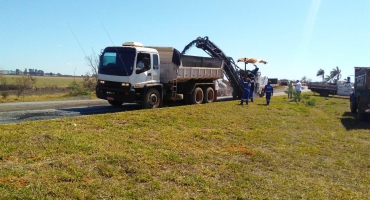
[336,80,353,96]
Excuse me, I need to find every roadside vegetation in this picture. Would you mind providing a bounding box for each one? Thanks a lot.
[1,93,369,199]
[0,74,96,103]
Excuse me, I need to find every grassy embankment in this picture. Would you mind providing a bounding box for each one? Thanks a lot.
[0,75,96,103]
[1,93,369,199]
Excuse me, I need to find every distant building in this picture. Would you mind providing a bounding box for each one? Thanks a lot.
[0,70,16,75]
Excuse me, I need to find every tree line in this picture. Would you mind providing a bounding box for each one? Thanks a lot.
[316,66,342,83]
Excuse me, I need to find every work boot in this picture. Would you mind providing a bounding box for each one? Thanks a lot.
[239,101,243,105]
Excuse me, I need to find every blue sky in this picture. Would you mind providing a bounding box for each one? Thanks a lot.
[0,0,369,81]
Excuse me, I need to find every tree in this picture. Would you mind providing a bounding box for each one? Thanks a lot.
[15,75,36,97]
[301,76,308,83]
[330,66,341,83]
[85,49,99,82]
[324,75,332,82]
[316,69,325,82]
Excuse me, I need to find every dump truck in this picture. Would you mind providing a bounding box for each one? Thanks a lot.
[308,80,353,97]
[96,42,224,108]
[350,67,370,120]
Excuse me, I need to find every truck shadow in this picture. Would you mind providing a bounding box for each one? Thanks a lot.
[341,112,370,130]
[58,97,235,116]
[58,104,143,115]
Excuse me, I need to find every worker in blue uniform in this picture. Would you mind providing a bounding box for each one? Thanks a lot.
[264,81,274,105]
[240,78,251,105]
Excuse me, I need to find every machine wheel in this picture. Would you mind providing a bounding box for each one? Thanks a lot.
[203,87,214,103]
[191,87,203,104]
[232,90,237,100]
[350,102,357,113]
[143,88,161,109]
[259,89,265,97]
[108,100,123,107]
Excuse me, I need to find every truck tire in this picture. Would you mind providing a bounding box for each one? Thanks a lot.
[357,104,368,121]
[143,88,161,109]
[191,87,203,104]
[350,102,357,113]
[320,90,329,97]
[203,87,214,103]
[108,100,123,107]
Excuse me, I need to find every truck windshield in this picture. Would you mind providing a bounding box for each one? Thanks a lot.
[99,48,135,76]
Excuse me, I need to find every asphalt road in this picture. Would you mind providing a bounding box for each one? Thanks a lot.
[0,88,296,124]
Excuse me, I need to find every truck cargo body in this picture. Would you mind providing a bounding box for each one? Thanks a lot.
[350,67,370,120]
[96,44,223,108]
[308,81,353,97]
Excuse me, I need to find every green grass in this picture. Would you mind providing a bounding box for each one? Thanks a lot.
[1,94,370,199]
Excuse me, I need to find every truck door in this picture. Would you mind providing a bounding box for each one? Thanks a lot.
[135,52,152,82]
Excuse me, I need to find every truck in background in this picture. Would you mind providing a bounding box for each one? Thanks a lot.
[96,42,224,108]
[308,80,353,97]
[350,67,370,120]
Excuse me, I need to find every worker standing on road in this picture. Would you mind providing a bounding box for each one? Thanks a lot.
[249,79,255,102]
[264,81,274,105]
[240,78,251,105]
[294,80,302,101]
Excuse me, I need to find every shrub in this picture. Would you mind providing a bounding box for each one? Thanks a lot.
[68,81,91,96]
[82,73,96,91]
[305,98,316,107]
[15,75,37,97]
[1,91,9,99]
[302,94,310,100]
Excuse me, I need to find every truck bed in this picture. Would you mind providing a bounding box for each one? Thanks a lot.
[308,82,337,96]
[160,55,224,83]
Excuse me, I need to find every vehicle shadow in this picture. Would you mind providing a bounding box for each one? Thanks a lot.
[311,94,350,100]
[58,103,143,115]
[58,96,237,116]
[340,112,370,130]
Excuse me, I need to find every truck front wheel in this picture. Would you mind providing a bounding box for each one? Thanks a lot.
[191,87,203,104]
[143,88,161,109]
[203,87,214,103]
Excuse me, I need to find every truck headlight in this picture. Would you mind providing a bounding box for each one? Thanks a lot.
[122,83,129,87]
[99,80,105,84]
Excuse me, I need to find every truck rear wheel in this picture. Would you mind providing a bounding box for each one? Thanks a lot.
[350,102,357,113]
[203,87,214,103]
[191,87,203,104]
[143,88,161,109]
[108,100,123,107]
[319,90,329,97]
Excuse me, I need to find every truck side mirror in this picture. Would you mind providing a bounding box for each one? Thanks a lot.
[347,77,350,83]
